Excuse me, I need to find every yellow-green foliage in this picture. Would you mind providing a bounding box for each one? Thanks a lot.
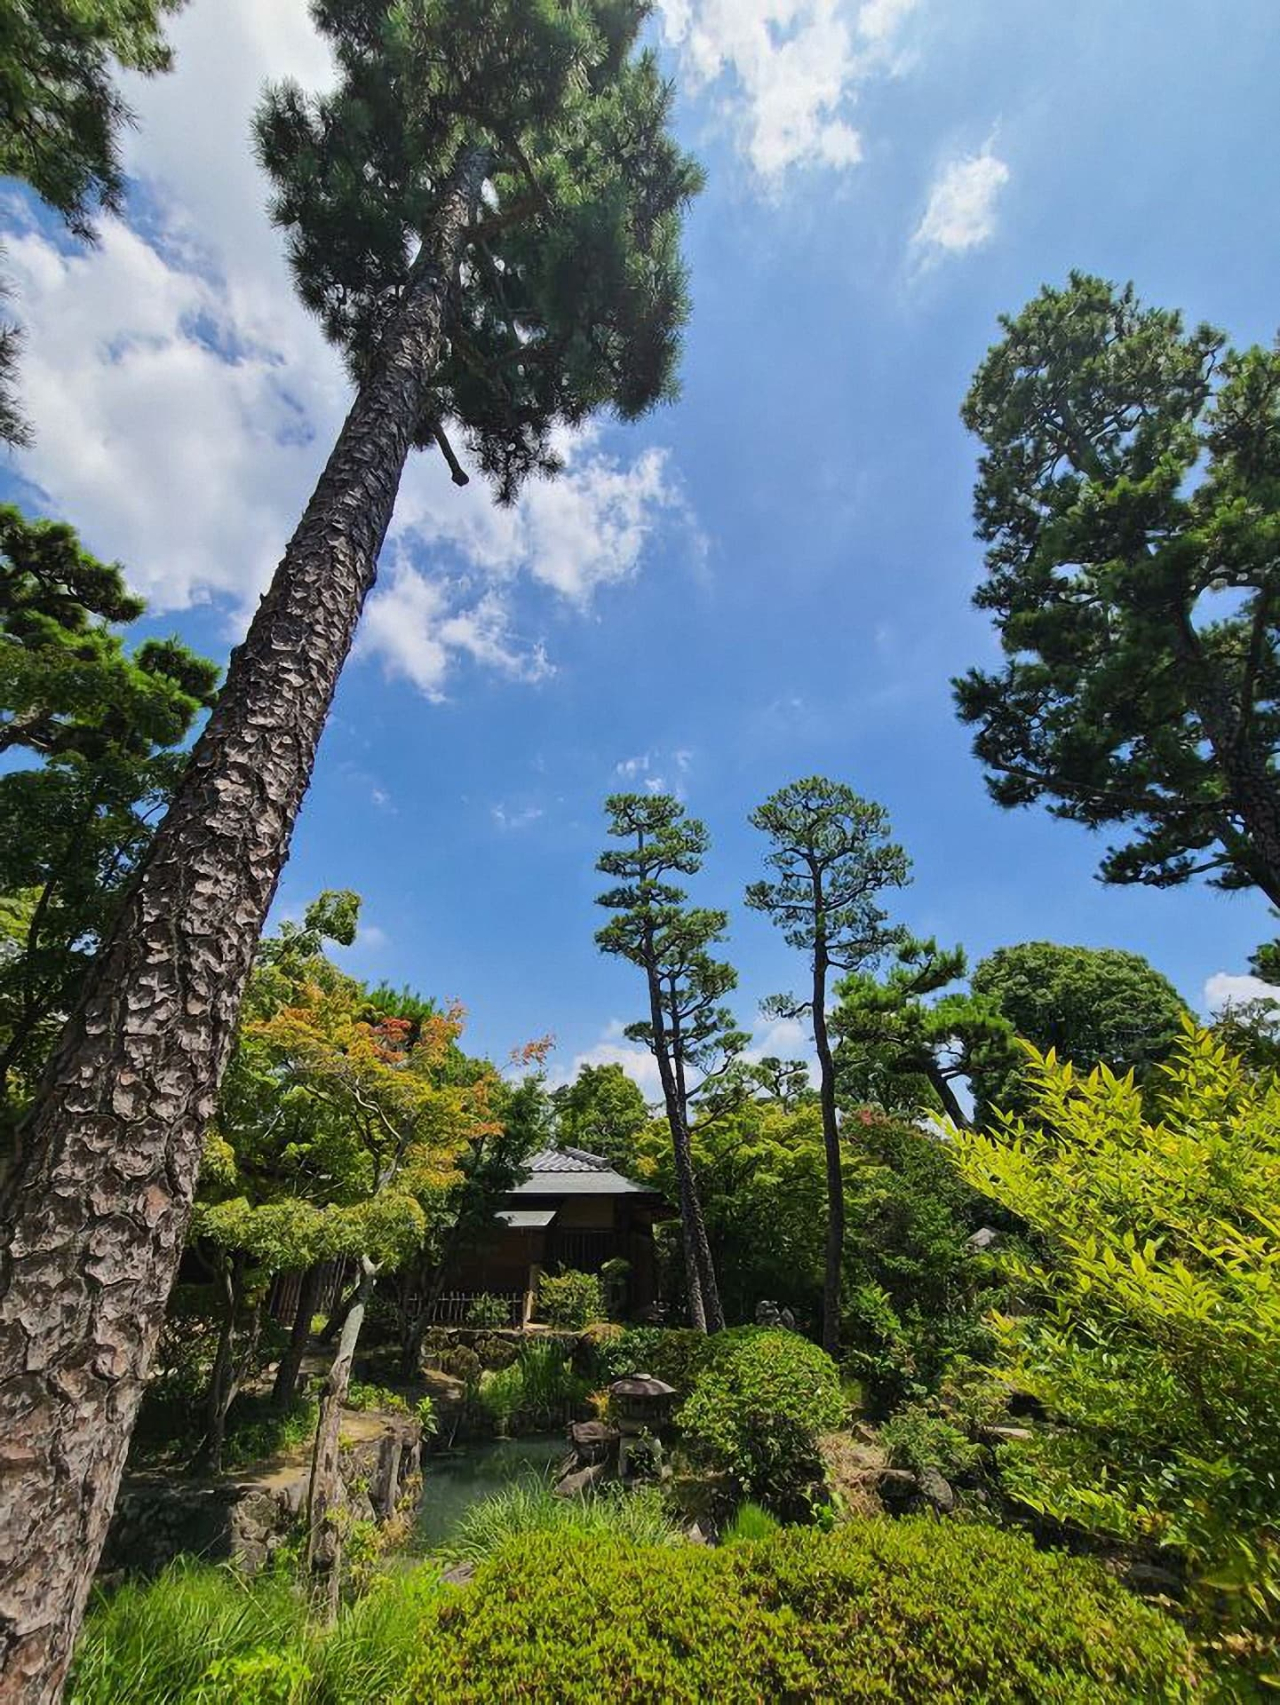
[402,1524,1197,1702]
[946,1026,1280,1632]
[678,1328,846,1505]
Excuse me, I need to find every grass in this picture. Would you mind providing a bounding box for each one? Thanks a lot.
[720,1499,781,1545]
[437,1479,682,1566]
[67,1560,307,1705]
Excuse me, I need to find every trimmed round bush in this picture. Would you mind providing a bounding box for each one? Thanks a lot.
[401,1523,1198,1702]
[678,1328,845,1504]
[537,1269,604,1329]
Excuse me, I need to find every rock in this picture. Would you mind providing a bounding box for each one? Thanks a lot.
[442,1562,475,1586]
[917,1467,956,1513]
[569,1421,620,1464]
[983,1425,1033,1444]
[554,1461,611,1498]
[685,1522,710,1546]
[968,1227,1001,1252]
[873,1469,920,1506]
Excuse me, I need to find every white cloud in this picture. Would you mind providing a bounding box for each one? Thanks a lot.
[4,0,690,695]
[615,754,652,780]
[657,0,918,180]
[912,145,1010,260]
[551,1021,665,1100]
[358,569,553,701]
[1204,971,1279,1012]
[491,802,545,832]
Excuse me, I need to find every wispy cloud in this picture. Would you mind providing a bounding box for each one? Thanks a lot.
[657,0,919,181]
[1204,971,1278,1011]
[912,144,1010,261]
[491,802,545,832]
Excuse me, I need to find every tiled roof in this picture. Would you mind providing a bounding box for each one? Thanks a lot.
[510,1145,653,1197]
[526,1146,612,1174]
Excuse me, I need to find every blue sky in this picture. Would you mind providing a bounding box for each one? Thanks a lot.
[4,0,1279,1091]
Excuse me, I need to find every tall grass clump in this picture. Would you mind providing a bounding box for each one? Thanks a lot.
[721,1501,781,1545]
[67,1560,307,1705]
[438,1480,680,1566]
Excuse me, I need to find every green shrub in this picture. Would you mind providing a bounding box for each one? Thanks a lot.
[538,1269,604,1329]
[678,1329,846,1507]
[68,1560,308,1705]
[720,1500,780,1545]
[438,1481,680,1566]
[466,1293,513,1328]
[946,1030,1280,1640]
[400,1524,1199,1702]
[880,1402,983,1480]
[220,1396,318,1469]
[190,1646,311,1705]
[588,1324,715,1394]
[476,1341,588,1431]
[345,1381,409,1415]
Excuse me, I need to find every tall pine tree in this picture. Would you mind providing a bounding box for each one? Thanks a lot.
[0,5,701,1692]
[747,779,909,1357]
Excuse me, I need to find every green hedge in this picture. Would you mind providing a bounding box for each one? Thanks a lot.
[402,1523,1198,1703]
[678,1328,846,1505]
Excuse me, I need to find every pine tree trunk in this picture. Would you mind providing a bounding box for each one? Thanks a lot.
[812,945,842,1360]
[644,963,721,1333]
[305,1258,374,1623]
[272,1262,323,1411]
[0,144,488,1703]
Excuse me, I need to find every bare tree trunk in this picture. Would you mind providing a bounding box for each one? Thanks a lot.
[272,1261,323,1411]
[0,143,488,1703]
[198,1251,246,1475]
[305,1257,375,1623]
[926,1064,970,1130]
[812,941,842,1360]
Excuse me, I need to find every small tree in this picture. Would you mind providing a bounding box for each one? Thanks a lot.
[747,779,909,1356]
[955,273,1280,914]
[251,981,495,1615]
[596,793,746,1333]
[832,936,1016,1127]
[551,1062,649,1171]
[945,1029,1280,1646]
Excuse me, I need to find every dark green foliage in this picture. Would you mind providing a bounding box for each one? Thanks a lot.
[550,1062,649,1170]
[969,940,1189,1114]
[255,0,703,501]
[586,1324,716,1394]
[400,1526,1197,1702]
[678,1328,845,1507]
[833,934,1017,1125]
[538,1268,604,1329]
[0,0,185,237]
[955,272,1280,909]
[0,507,218,1124]
[464,1293,511,1329]
[840,1117,1010,1412]
[879,1401,983,1480]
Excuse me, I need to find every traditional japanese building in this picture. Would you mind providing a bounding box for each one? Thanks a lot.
[437,1146,667,1326]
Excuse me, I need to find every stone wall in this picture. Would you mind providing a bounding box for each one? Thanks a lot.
[101,1411,423,1579]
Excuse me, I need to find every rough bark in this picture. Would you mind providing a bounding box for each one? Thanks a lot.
[811,935,842,1361]
[305,1257,374,1623]
[0,143,488,1703]
[642,957,721,1334]
[272,1261,323,1411]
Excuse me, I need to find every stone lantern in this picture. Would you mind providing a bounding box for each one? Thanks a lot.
[608,1372,676,1434]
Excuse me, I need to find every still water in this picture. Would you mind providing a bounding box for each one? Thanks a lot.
[413,1434,566,1552]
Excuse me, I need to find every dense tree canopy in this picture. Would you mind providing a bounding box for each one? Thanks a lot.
[956,273,1280,910]
[257,0,702,498]
[551,1061,649,1171]
[969,941,1189,1114]
[0,509,218,1128]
